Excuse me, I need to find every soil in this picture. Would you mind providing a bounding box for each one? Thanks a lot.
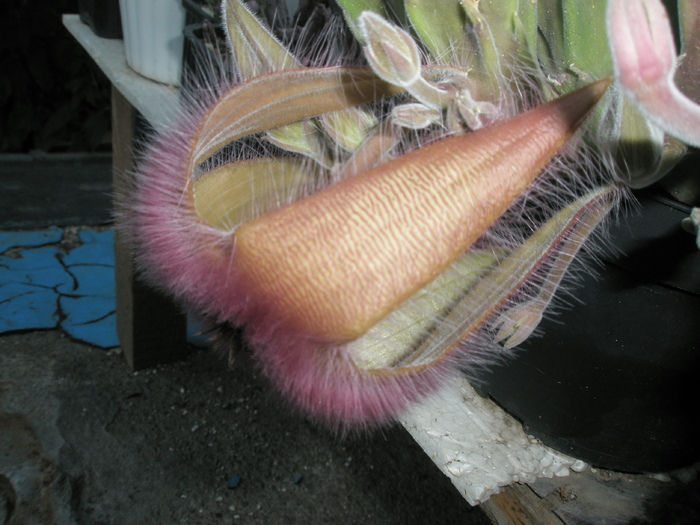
[0,330,490,525]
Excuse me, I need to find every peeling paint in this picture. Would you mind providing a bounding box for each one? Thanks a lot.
[401,376,587,504]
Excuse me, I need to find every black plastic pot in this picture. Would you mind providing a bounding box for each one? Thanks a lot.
[474,165,700,473]
[79,0,122,39]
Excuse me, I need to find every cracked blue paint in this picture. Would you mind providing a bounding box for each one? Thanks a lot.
[0,227,63,253]
[59,296,117,347]
[0,228,118,347]
[1,228,204,350]
[56,229,119,347]
[0,283,61,331]
[61,230,115,267]
[1,245,72,288]
[57,263,115,296]
[0,243,71,332]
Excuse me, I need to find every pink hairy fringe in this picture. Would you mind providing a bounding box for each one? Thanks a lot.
[249,331,454,428]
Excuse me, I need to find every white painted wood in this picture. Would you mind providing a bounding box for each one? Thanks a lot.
[63,14,179,131]
[400,375,586,505]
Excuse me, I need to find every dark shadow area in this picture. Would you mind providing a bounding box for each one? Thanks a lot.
[0,1,112,154]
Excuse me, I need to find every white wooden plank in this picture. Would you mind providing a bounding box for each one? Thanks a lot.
[400,375,586,506]
[63,14,179,131]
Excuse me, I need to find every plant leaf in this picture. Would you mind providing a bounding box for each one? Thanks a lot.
[405,0,468,63]
[223,0,299,79]
[224,0,381,156]
[193,157,314,229]
[400,185,616,368]
[335,0,387,21]
[189,67,403,172]
[493,187,614,349]
[224,0,334,162]
[349,249,505,369]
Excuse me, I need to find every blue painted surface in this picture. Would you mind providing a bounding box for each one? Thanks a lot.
[1,228,118,347]
[1,228,205,349]
[1,245,72,288]
[60,296,118,347]
[0,227,63,253]
[61,230,115,267]
[187,314,212,348]
[57,230,119,347]
[0,283,61,332]
[1,241,72,333]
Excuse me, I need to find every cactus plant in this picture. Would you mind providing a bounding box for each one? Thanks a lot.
[124,0,699,428]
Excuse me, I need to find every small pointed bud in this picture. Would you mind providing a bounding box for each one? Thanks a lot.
[223,0,298,79]
[681,208,700,250]
[321,109,378,152]
[232,80,610,342]
[266,121,333,168]
[493,302,544,349]
[359,11,422,87]
[359,12,455,110]
[455,89,500,130]
[391,103,442,129]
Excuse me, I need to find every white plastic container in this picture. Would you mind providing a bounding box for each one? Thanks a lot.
[119,0,186,85]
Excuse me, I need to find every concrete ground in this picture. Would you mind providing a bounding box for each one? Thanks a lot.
[0,154,490,524]
[0,330,490,524]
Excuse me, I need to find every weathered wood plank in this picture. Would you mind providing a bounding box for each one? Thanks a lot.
[111,87,187,371]
[480,484,564,525]
[63,15,178,131]
[401,375,586,505]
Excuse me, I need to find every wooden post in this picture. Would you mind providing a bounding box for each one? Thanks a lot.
[480,484,565,525]
[111,86,187,371]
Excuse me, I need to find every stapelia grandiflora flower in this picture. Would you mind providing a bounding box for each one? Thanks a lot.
[125,0,693,428]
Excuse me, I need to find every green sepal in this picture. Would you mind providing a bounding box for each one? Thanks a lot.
[404,0,469,63]
[193,157,315,229]
[223,0,299,80]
